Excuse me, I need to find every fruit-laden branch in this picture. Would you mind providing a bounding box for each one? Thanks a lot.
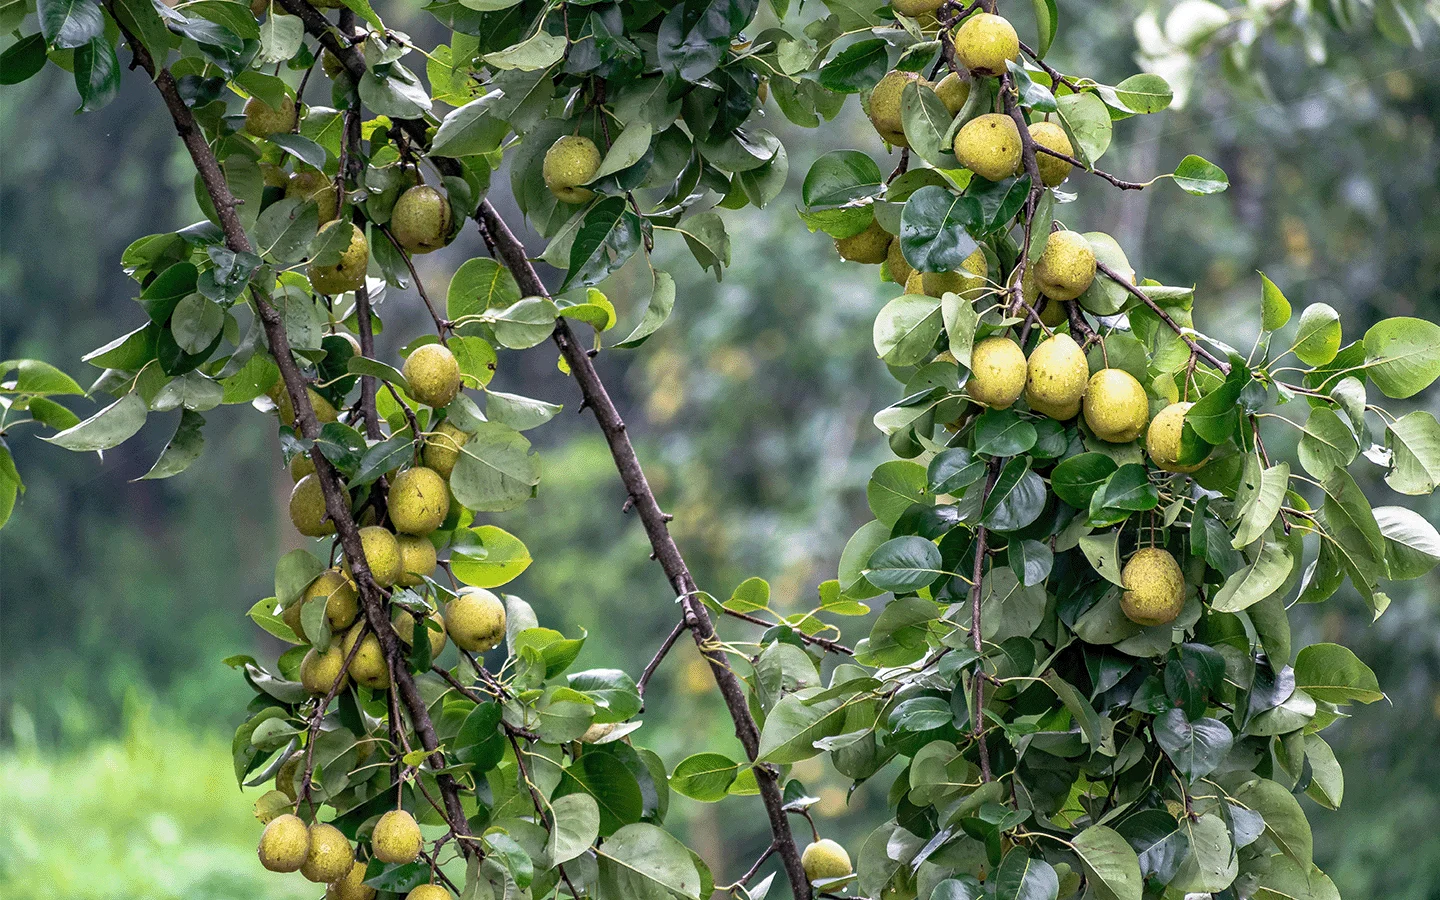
[1095,261,1232,374]
[1032,145,1148,191]
[108,11,474,848]
[968,458,1003,783]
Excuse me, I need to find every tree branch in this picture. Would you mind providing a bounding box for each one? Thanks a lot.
[1032,144,1148,191]
[638,617,690,700]
[1095,261,1231,374]
[969,458,1002,782]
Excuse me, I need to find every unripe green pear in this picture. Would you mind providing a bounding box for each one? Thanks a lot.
[407,887,451,900]
[276,752,302,800]
[308,222,368,295]
[835,219,891,264]
[1083,369,1150,443]
[1120,547,1185,626]
[272,383,339,427]
[890,0,943,15]
[395,535,439,588]
[301,822,354,884]
[290,452,316,482]
[306,567,361,631]
[327,860,377,900]
[543,135,601,204]
[1028,121,1074,187]
[422,421,471,479]
[372,809,423,864]
[953,12,1019,76]
[391,185,453,254]
[290,474,335,537]
[261,161,289,188]
[388,466,450,535]
[1033,230,1096,301]
[802,839,853,881]
[933,72,970,115]
[352,526,402,588]
[341,624,390,689]
[258,813,311,872]
[921,247,988,298]
[953,113,1021,182]
[287,169,340,224]
[394,608,447,655]
[243,95,296,138]
[867,70,919,146]
[886,238,913,286]
[967,337,1027,409]
[1146,402,1206,473]
[321,50,347,80]
[445,587,506,653]
[402,343,463,409]
[1025,333,1088,420]
[301,644,350,694]
[1036,296,1067,328]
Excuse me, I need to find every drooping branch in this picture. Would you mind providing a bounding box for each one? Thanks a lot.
[1095,261,1232,374]
[1032,144,1149,191]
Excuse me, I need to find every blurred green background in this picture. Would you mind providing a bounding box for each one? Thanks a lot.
[3,1,1439,897]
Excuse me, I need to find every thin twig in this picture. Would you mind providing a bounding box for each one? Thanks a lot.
[638,618,690,699]
[1033,144,1148,191]
[1095,261,1231,374]
[720,608,855,656]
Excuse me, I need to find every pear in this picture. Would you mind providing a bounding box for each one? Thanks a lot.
[1036,295,1067,327]
[258,813,311,873]
[953,114,1021,182]
[422,421,471,479]
[287,169,340,224]
[1146,402,1207,472]
[290,452,317,482]
[1025,333,1088,420]
[886,238,913,286]
[341,624,390,689]
[1028,121,1074,187]
[407,887,451,900]
[903,272,925,295]
[922,247,987,298]
[304,568,361,631]
[1120,548,1184,626]
[967,337,1027,409]
[445,587,506,653]
[372,809,423,864]
[867,70,919,146]
[394,608,447,656]
[290,474,335,537]
[388,466,450,535]
[327,860,377,900]
[308,222,368,295]
[1084,369,1150,443]
[390,185,453,254]
[272,383,339,427]
[543,135,601,204]
[802,839,853,881]
[301,822,354,884]
[402,343,463,409]
[395,535,439,588]
[261,161,289,188]
[835,219,891,264]
[953,13,1019,76]
[1033,230,1095,301]
[352,526,402,588]
[243,95,296,138]
[301,644,349,695]
[891,0,943,15]
[933,72,970,115]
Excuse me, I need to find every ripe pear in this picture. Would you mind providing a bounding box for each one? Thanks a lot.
[341,624,390,689]
[922,247,987,298]
[395,534,438,588]
[261,161,289,188]
[353,526,402,587]
[394,608,446,656]
[258,813,311,873]
[903,272,925,295]
[391,185,453,254]
[1120,547,1184,626]
[953,113,1021,182]
[835,219,891,264]
[1083,369,1150,443]
[308,222,368,295]
[301,644,349,695]
[301,822,354,884]
[388,466,450,535]
[445,587,506,653]
[243,95,296,138]
[802,839,853,881]
[327,860,377,900]
[1028,121,1074,187]
[967,337,1027,409]
[543,135,601,204]
[867,70,919,146]
[1033,230,1095,301]
[372,809,423,864]
[287,169,340,224]
[276,753,302,801]
[290,474,335,537]
[1036,296,1067,328]
[407,887,451,900]
[422,421,471,478]
[886,238,913,286]
[290,452,317,482]
[402,343,463,409]
[1025,333,1088,420]
[272,383,339,427]
[953,13,1019,76]
[1146,402,1206,473]
[933,72,970,115]
[891,0,943,15]
[305,568,361,631]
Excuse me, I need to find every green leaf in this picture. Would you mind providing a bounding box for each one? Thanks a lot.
[1211,539,1293,613]
[1320,468,1386,562]
[254,197,319,264]
[1233,778,1313,868]
[1051,453,1118,508]
[563,197,641,291]
[138,409,205,479]
[982,459,1045,532]
[995,849,1058,900]
[1294,643,1382,704]
[669,752,741,802]
[596,824,701,900]
[1385,411,1440,494]
[615,268,676,348]
[1293,303,1342,366]
[0,443,22,528]
[358,65,432,119]
[448,257,521,321]
[568,668,640,724]
[1375,506,1440,580]
[274,548,324,610]
[1,359,84,395]
[725,576,770,613]
[1055,92,1111,166]
[39,0,103,49]
[1079,531,1124,586]
[1095,463,1158,513]
[973,409,1036,457]
[755,690,847,763]
[484,30,565,70]
[929,447,985,495]
[1259,273,1292,331]
[1303,734,1344,809]
[593,121,653,180]
[865,536,943,593]
[802,150,883,208]
[431,94,508,158]
[1171,155,1228,195]
[42,391,146,451]
[1186,366,1251,443]
[1297,407,1358,479]
[1170,812,1237,892]
[1363,316,1440,398]
[867,460,930,526]
[899,185,979,273]
[901,81,957,169]
[1071,825,1142,900]
[548,793,600,864]
[73,35,119,112]
[1042,671,1104,749]
[1031,0,1057,57]
[488,297,559,350]
[0,33,48,85]
[873,294,943,367]
[451,524,533,588]
[1233,462,1288,548]
[1254,859,1340,900]
[817,38,887,93]
[1154,709,1232,782]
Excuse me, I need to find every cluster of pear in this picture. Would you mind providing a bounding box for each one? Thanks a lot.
[257,805,450,898]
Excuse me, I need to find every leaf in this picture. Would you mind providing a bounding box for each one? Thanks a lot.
[1171,155,1228,195]
[669,752,741,802]
[254,197,319,264]
[929,447,985,495]
[483,29,565,70]
[615,268,676,348]
[431,94,508,158]
[802,150,883,208]
[1211,539,1293,613]
[817,38,887,93]
[0,33,48,85]
[982,462,1045,532]
[1385,411,1440,494]
[358,65,432,119]
[548,793,600,864]
[1297,407,1358,479]
[1293,643,1382,704]
[1051,453,1118,508]
[1112,73,1173,114]
[974,409,1037,456]
[1233,463,1289,548]
[489,297,559,350]
[1186,366,1251,443]
[1055,92,1111,166]
[1095,464,1159,513]
[1042,672,1103,749]
[867,460,929,526]
[39,0,103,48]
[1363,316,1440,398]
[1260,273,1292,331]
[901,80,957,168]
[1375,506,1440,580]
[1079,531,1124,586]
[873,294,943,367]
[42,391,146,452]
[1153,709,1232,782]
[995,849,1058,900]
[1254,859,1340,900]
[596,823,701,900]
[563,197,641,291]
[1009,539,1053,587]
[1031,0,1057,57]
[1303,734,1344,809]
[139,409,205,479]
[1,359,84,395]
[447,257,521,321]
[73,35,119,112]
[1170,813,1237,893]
[593,121,653,180]
[865,536,944,593]
[1071,825,1142,900]
[451,524,533,588]
[899,185,979,273]
[1293,303,1342,366]
[1233,778,1313,868]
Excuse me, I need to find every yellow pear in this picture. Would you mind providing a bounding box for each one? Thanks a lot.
[261,161,289,188]
[1146,402,1206,473]
[1033,230,1095,301]
[543,135,601,204]
[903,272,925,295]
[301,822,354,884]
[407,887,451,900]
[445,587,506,653]
[967,338,1027,409]
[290,474,335,537]
[272,383,340,427]
[1120,548,1185,626]
[305,568,361,631]
[1036,295,1067,328]
[953,13,1019,76]
[390,185,452,254]
[308,222,368,295]
[326,860,377,900]
[835,219,891,264]
[886,238,913,286]
[933,72,970,115]
[258,813,311,873]
[1028,121,1073,187]
[388,467,450,535]
[802,839,853,881]
[1025,333,1088,420]
[290,452,316,482]
[921,247,987,298]
[394,608,447,656]
[953,114,1021,182]
[422,420,471,479]
[287,169,340,224]
[402,343,463,409]
[301,644,349,695]
[352,526,402,587]
[372,809,423,864]
[1084,369,1150,443]
[341,624,390,689]
[243,95,296,138]
[891,0,943,15]
[395,535,438,588]
[867,70,918,146]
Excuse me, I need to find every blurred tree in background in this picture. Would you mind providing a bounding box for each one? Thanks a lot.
[2,0,1437,895]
